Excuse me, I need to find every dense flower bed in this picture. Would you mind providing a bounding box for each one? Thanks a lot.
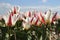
[0,6,60,40]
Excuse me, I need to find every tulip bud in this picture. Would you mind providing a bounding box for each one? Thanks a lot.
[22,22,30,30]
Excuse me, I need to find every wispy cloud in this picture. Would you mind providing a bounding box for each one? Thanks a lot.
[0,3,20,15]
[42,0,47,3]
[0,3,60,15]
[20,6,60,14]
[0,3,12,15]
[0,3,11,7]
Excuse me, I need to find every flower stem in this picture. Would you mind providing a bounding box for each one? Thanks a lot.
[8,27,10,40]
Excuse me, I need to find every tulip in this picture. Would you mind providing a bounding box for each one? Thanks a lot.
[22,22,30,30]
[3,14,10,26]
[44,10,51,24]
[25,11,32,17]
[22,17,31,30]
[51,12,57,23]
[7,14,12,26]
[34,17,39,25]
[3,6,20,26]
[28,11,31,17]
[40,12,45,24]
[43,10,57,25]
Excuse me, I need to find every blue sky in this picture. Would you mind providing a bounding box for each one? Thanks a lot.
[0,0,60,6]
[0,0,60,15]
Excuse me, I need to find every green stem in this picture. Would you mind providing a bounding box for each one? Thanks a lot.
[13,30,16,40]
[14,31,16,40]
[8,27,10,40]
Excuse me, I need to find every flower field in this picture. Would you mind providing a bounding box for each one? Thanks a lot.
[0,6,60,40]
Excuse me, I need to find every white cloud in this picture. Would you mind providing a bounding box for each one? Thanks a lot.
[20,6,60,14]
[0,3,21,15]
[0,3,60,15]
[42,0,47,3]
[0,3,11,8]
[0,3,12,15]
